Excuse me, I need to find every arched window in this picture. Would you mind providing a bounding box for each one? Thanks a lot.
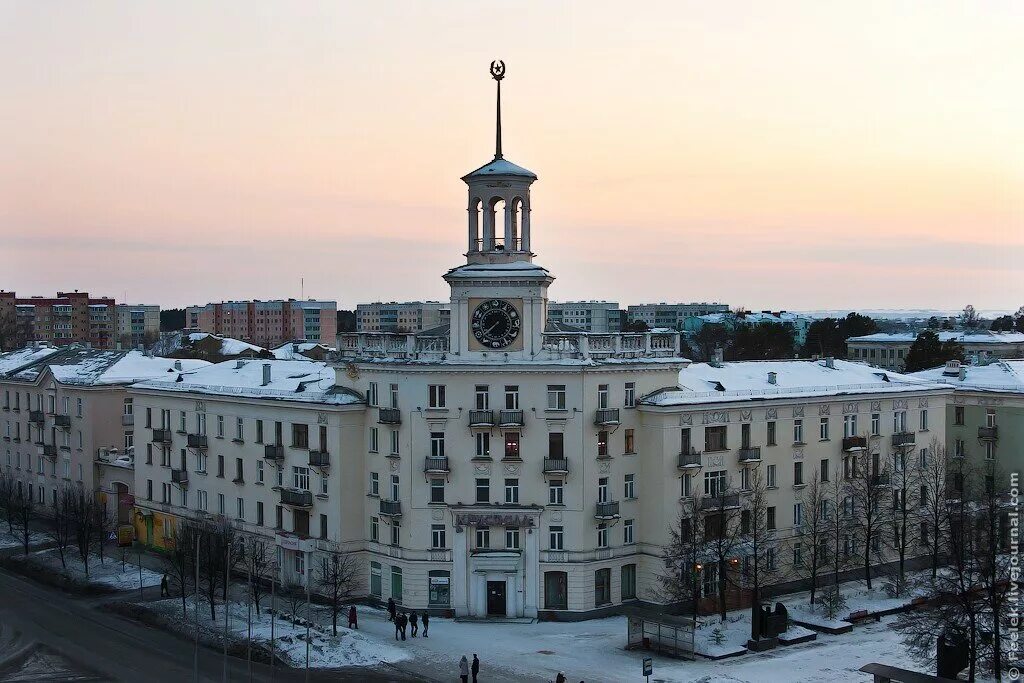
[509,197,524,250]
[488,197,506,250]
[469,198,483,251]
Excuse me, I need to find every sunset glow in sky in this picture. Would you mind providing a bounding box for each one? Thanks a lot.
[1,1,1021,310]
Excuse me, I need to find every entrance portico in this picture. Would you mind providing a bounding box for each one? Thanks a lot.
[451,506,541,619]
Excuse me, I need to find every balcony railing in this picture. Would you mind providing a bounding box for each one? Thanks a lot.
[842,436,867,451]
[264,444,284,461]
[892,432,916,448]
[543,458,569,474]
[378,407,401,425]
[737,446,762,463]
[498,410,524,426]
[701,493,741,510]
[29,410,44,424]
[38,444,57,458]
[468,410,495,427]
[54,414,71,428]
[121,414,134,426]
[678,450,702,468]
[978,426,998,440]
[379,499,402,517]
[280,488,312,507]
[595,501,620,519]
[594,408,620,426]
[871,472,891,487]
[151,428,172,444]
[171,469,189,485]
[187,434,208,449]
[309,450,330,467]
[423,456,450,473]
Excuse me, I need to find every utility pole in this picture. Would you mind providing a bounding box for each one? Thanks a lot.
[223,541,229,683]
[138,549,144,601]
[194,534,200,683]
[270,574,276,683]
[247,538,252,683]
[305,566,311,683]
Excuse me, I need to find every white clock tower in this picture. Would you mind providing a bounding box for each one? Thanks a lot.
[445,61,554,361]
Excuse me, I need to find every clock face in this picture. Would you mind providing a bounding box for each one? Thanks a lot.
[471,299,521,349]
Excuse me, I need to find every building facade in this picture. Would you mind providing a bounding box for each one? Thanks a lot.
[847,331,1024,371]
[0,291,117,350]
[355,302,450,333]
[186,299,337,347]
[547,301,622,333]
[115,304,161,349]
[627,303,730,331]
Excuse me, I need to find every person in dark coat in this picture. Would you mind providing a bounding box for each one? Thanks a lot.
[387,597,396,622]
[160,574,169,597]
[421,611,429,637]
[471,654,480,683]
[459,655,469,683]
[394,612,402,640]
[409,611,418,637]
[397,612,408,641]
[555,673,566,683]
[347,605,358,630]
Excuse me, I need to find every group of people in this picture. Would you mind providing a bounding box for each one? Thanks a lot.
[386,597,429,640]
[458,654,480,683]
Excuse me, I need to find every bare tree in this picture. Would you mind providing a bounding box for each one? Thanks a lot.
[846,450,891,590]
[47,485,77,569]
[796,468,830,605]
[0,470,17,534]
[197,521,232,622]
[281,580,306,624]
[919,437,949,577]
[658,497,705,623]
[13,486,37,555]
[70,489,100,576]
[244,536,277,616]
[884,439,920,596]
[738,465,782,621]
[164,520,200,619]
[94,496,118,566]
[701,482,745,621]
[977,461,1012,679]
[316,550,358,635]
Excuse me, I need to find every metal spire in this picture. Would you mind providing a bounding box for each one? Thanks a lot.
[490,60,505,159]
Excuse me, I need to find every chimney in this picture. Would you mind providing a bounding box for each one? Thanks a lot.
[713,348,724,364]
[824,357,835,369]
[767,371,777,385]
[173,360,182,371]
[262,363,272,386]
[958,366,967,381]
[235,360,246,369]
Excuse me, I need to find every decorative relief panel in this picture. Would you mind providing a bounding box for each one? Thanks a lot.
[818,405,830,416]
[702,411,730,425]
[793,448,804,460]
[871,400,881,411]
[740,410,753,422]
[195,400,206,412]
[431,508,444,521]
[389,460,400,472]
[792,406,805,418]
[893,399,908,409]
[917,399,929,408]
[680,414,693,426]
[953,396,967,405]
[979,397,1005,406]
[317,412,329,425]
[474,463,491,475]
[765,408,777,420]
[598,461,611,473]
[842,402,859,414]
[504,464,521,475]
[706,453,726,468]
[550,511,563,522]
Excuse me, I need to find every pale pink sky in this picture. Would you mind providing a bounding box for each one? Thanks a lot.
[1,2,1021,310]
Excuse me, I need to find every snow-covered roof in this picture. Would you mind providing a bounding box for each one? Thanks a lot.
[461,158,537,181]
[444,261,552,281]
[910,360,1024,394]
[186,332,266,356]
[642,358,945,406]
[271,342,335,360]
[847,331,1024,344]
[3,347,210,386]
[132,359,362,406]
[0,346,62,375]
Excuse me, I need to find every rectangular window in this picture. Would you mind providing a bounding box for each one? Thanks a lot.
[218,493,225,515]
[548,432,563,459]
[705,425,727,451]
[367,382,378,407]
[370,517,379,542]
[986,409,996,428]
[474,385,489,410]
[236,417,244,440]
[475,527,490,549]
[431,524,446,549]
[793,461,804,486]
[740,467,751,491]
[257,459,264,483]
[292,466,310,490]
[624,382,635,408]
[547,385,567,410]
[370,562,382,596]
[389,383,399,408]
[954,406,964,425]
[504,385,519,409]
[704,470,727,497]
[598,476,609,503]
[767,506,776,530]
[680,428,692,454]
[292,423,309,448]
[624,428,635,454]
[430,432,445,458]
[595,568,611,605]
[766,463,777,488]
[741,423,751,448]
[624,473,635,499]
[919,409,928,431]
[505,526,520,550]
[475,431,490,458]
[504,478,519,504]
[819,417,829,441]
[596,523,608,548]
[597,430,608,457]
[256,420,264,443]
[793,502,803,527]
[390,519,401,546]
[370,472,379,496]
[621,564,636,600]
[237,497,245,519]
[894,410,907,433]
[216,415,224,438]
[871,413,880,435]
[549,525,564,550]
[504,432,520,460]
[320,514,328,539]
[256,501,264,526]
[821,458,830,482]
[389,430,399,455]
[548,479,564,505]
[623,518,634,544]
[476,478,490,503]
[766,421,776,446]
[234,458,243,482]
[428,384,446,409]
[216,455,224,477]
[597,384,609,410]
[681,473,692,498]
[390,474,399,500]
[369,427,379,453]
[430,477,445,504]
[843,414,857,438]
[793,419,804,444]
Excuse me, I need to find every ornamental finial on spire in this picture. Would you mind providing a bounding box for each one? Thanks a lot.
[490,60,505,159]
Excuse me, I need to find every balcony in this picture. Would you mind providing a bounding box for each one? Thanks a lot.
[29,410,44,424]
[871,472,891,487]
[594,408,620,426]
[121,413,134,427]
[54,414,71,429]
[891,432,915,448]
[423,456,449,474]
[280,488,312,508]
[498,410,524,427]
[678,450,702,469]
[468,410,495,427]
[379,499,402,517]
[701,493,741,510]
[309,450,330,467]
[595,500,620,520]
[171,469,189,486]
[377,407,401,425]
[264,444,284,461]
[842,436,867,452]
[543,458,569,475]
[151,428,172,444]
[187,433,208,450]
[978,426,998,440]
[737,446,762,463]
[38,444,57,458]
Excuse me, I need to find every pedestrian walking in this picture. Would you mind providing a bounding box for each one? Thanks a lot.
[409,611,418,637]
[394,613,402,640]
[387,597,396,622]
[160,574,169,597]
[459,655,470,683]
[398,612,408,641]
[471,653,480,683]
[555,673,566,683]
[348,605,358,630]
[421,611,429,637]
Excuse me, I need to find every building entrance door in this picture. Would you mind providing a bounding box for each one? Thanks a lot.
[486,580,507,616]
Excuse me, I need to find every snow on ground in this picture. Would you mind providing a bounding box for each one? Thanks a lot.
[21,547,162,590]
[779,571,931,629]
[0,529,50,551]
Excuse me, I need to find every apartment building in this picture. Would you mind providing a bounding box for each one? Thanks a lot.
[685,311,815,347]
[186,299,337,347]
[627,302,730,331]
[115,304,161,349]
[355,302,450,332]
[847,331,1024,371]
[911,360,1024,477]
[0,290,117,350]
[547,301,622,333]
[0,346,208,526]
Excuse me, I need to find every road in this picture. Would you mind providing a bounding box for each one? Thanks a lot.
[0,567,422,682]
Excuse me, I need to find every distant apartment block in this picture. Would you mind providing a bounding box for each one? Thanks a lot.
[847,331,1024,371]
[356,301,450,332]
[186,299,337,347]
[547,301,622,333]
[115,304,161,349]
[687,310,815,346]
[0,290,116,350]
[626,302,729,331]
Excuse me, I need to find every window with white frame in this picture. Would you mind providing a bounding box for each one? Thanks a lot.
[390,474,399,500]
[893,411,907,433]
[474,385,489,410]
[681,473,692,498]
[598,476,609,502]
[369,427,379,453]
[624,382,635,408]
[431,524,446,549]
[549,525,564,549]
[843,414,857,437]
[292,466,309,490]
[505,526,520,550]
[793,502,803,527]
[504,478,519,503]
[596,523,608,548]
[389,429,399,455]
[871,413,880,435]
[623,473,635,499]
[370,517,379,542]
[704,470,727,497]
[623,518,634,544]
[793,419,804,444]
[369,472,379,496]
[766,463,777,488]
[475,527,490,549]
[819,417,829,441]
[548,479,563,505]
[430,432,445,458]
[428,385,446,409]
[919,409,928,431]
[367,382,378,407]
[546,385,566,410]
[597,384,609,409]
[504,385,519,409]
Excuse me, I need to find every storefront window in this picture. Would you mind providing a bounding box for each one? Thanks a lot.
[428,571,450,606]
